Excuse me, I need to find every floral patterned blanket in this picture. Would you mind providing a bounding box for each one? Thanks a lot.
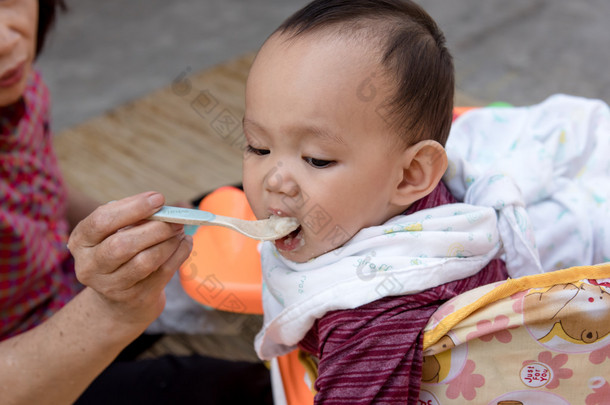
[420,263,610,405]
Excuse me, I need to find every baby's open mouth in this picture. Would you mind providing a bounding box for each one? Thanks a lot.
[274,225,303,252]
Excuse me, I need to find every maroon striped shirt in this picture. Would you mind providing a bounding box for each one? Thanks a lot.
[0,71,81,340]
[298,182,508,404]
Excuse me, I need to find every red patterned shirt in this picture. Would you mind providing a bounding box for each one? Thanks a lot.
[0,71,81,340]
[298,181,508,404]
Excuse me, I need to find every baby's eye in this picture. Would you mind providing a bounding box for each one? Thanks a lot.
[304,157,335,168]
[246,145,270,156]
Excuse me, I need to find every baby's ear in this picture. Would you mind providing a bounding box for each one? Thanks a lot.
[390,140,448,206]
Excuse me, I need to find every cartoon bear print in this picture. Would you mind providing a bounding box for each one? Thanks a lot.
[421,335,456,383]
[524,281,610,344]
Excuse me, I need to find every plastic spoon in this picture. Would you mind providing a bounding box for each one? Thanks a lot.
[149,206,299,241]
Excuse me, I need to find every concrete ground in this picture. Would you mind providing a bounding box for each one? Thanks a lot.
[37,0,610,133]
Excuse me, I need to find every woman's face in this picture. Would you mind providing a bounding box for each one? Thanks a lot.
[0,0,38,107]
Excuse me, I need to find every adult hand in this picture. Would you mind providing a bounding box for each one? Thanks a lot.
[68,191,192,332]
[1,192,192,405]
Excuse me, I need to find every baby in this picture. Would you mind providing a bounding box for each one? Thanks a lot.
[242,0,508,402]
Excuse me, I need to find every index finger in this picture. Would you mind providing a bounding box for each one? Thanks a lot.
[74,191,166,246]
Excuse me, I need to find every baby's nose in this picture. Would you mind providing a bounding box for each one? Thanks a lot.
[264,161,298,197]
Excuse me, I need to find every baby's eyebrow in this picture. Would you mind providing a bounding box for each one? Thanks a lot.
[302,124,346,146]
[242,117,345,145]
[242,117,263,132]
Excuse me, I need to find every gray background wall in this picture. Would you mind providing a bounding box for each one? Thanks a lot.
[36,0,610,132]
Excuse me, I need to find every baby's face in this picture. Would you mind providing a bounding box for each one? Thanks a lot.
[0,0,37,107]
[243,33,408,263]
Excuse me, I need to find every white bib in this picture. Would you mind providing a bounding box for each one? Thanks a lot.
[255,203,501,359]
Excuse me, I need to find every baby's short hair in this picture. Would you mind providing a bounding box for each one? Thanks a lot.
[275,0,454,146]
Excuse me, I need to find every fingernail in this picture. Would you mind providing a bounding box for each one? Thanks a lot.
[147,193,164,208]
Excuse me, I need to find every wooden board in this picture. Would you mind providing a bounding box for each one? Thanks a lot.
[54,53,256,204]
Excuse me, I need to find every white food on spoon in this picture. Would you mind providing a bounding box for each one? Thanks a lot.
[266,215,300,238]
